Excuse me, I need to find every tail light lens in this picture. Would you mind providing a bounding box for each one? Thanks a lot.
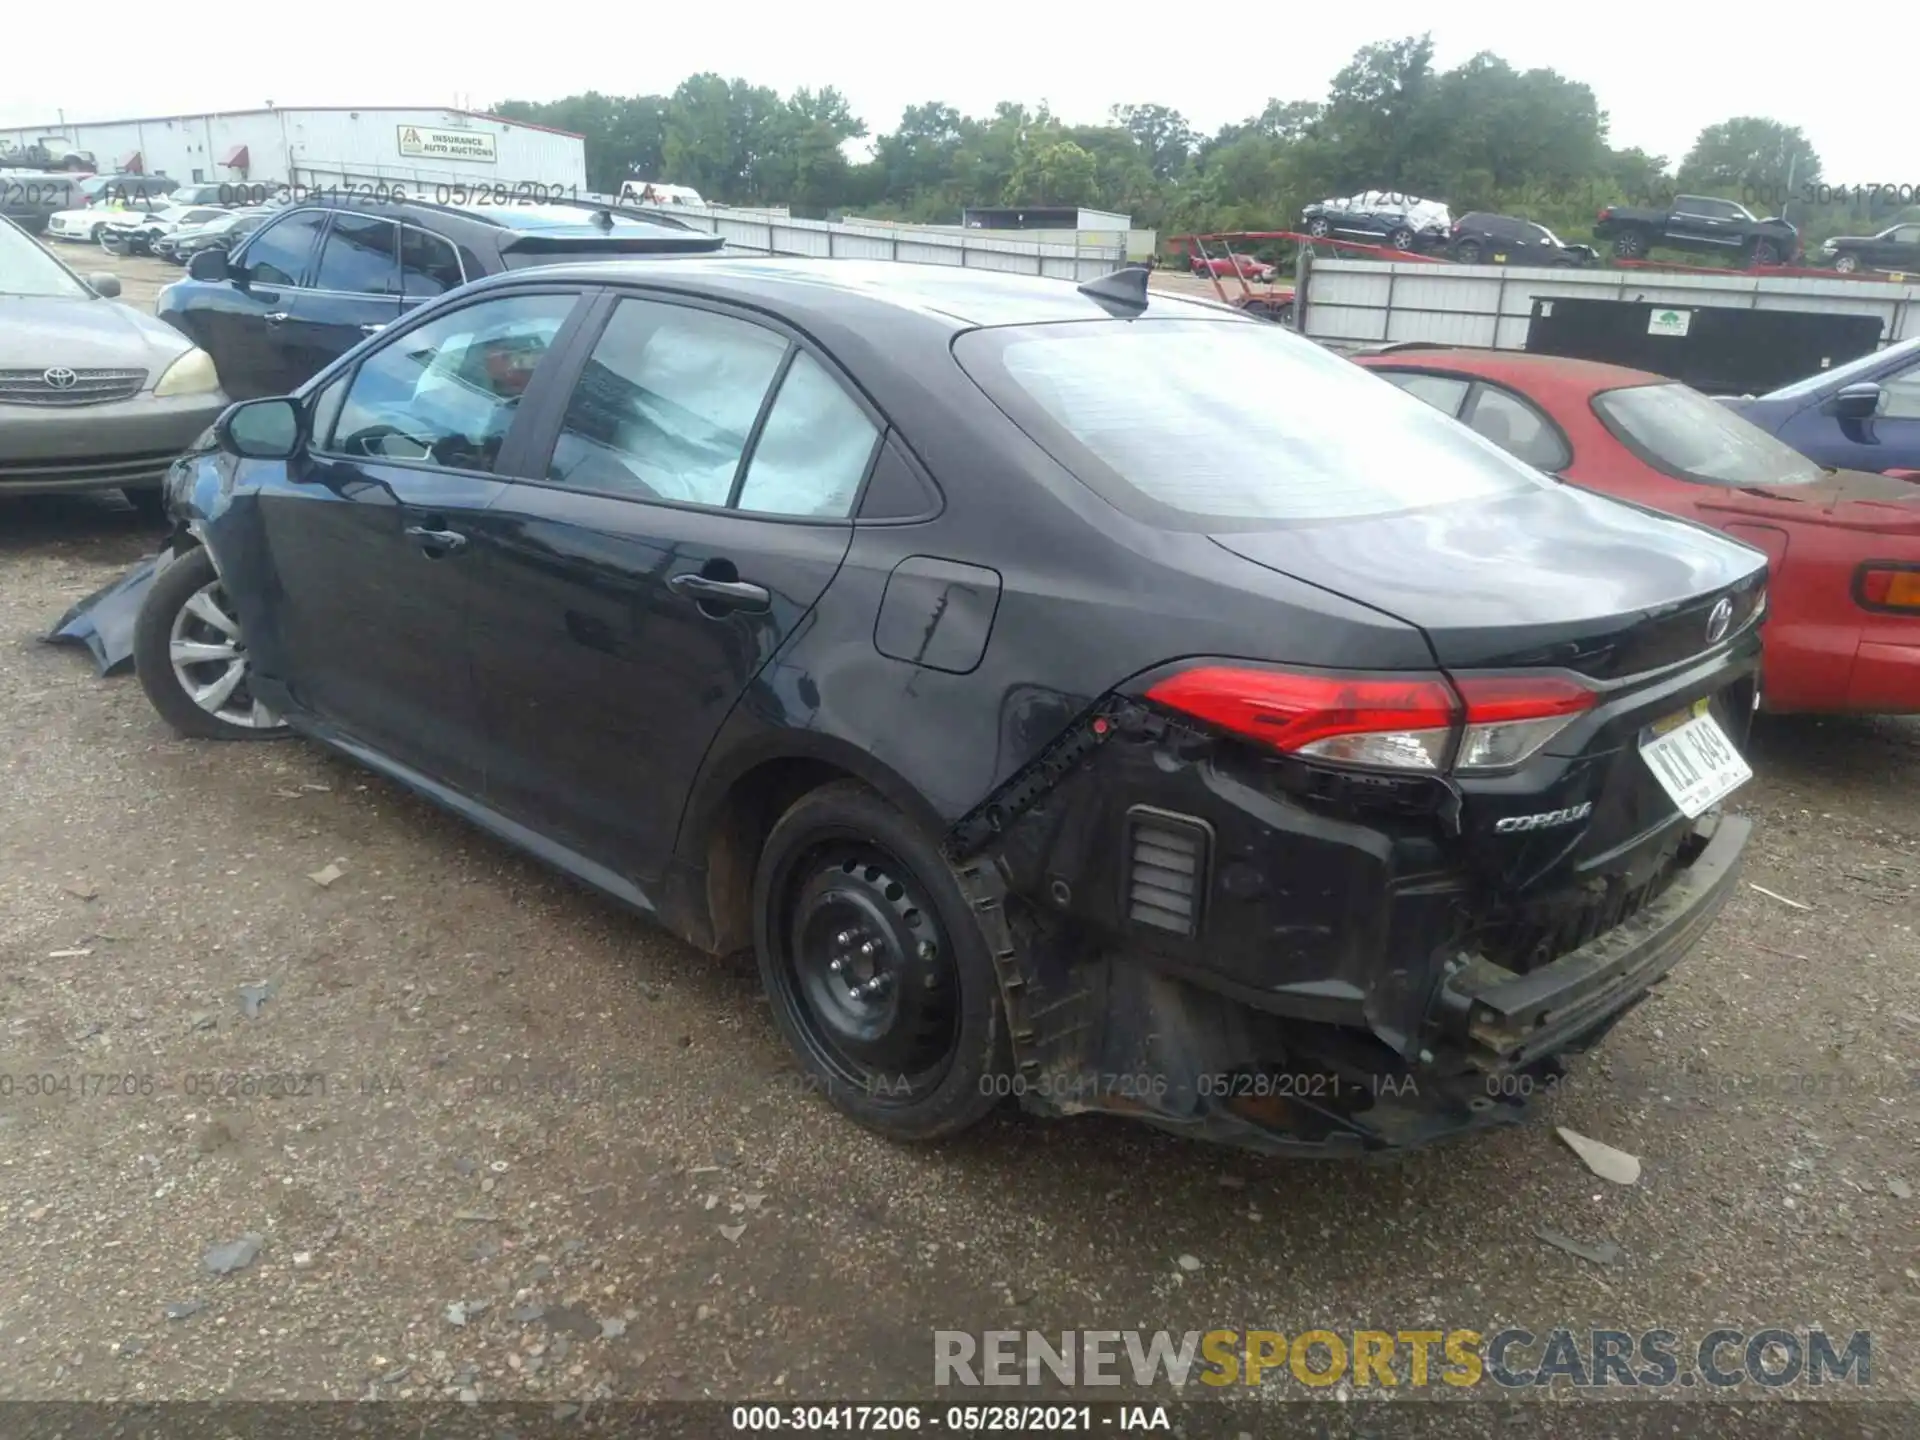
[1144,666,1597,774]
[1597,208,1612,222]
[1858,566,1920,612]
[1454,675,1597,770]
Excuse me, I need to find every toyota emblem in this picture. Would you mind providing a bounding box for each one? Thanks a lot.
[1706,597,1734,644]
[42,366,78,390]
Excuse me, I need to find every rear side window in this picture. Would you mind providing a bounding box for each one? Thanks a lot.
[735,352,881,517]
[315,214,400,294]
[956,320,1543,526]
[1380,371,1470,416]
[240,210,327,286]
[546,297,788,504]
[1464,386,1570,470]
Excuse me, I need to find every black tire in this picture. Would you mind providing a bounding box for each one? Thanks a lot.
[1749,238,1781,266]
[1452,238,1483,265]
[1611,228,1649,259]
[123,486,168,525]
[752,780,1011,1142]
[133,546,288,742]
[1387,227,1416,252]
[1834,253,1859,275]
[1305,217,1331,238]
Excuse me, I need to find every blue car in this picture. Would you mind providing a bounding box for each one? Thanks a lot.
[1726,336,1920,474]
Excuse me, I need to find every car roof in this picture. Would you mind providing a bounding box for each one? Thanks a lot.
[290,192,712,244]
[1356,346,1663,392]
[463,255,1242,329]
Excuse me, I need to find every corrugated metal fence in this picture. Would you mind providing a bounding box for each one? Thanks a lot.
[628,203,1127,282]
[1300,257,1920,352]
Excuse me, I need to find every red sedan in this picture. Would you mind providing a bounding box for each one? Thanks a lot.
[1190,253,1276,281]
[1354,349,1920,715]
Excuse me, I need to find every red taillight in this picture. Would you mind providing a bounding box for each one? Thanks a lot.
[1858,566,1920,612]
[1597,207,1612,222]
[1145,665,1598,774]
[1145,666,1459,772]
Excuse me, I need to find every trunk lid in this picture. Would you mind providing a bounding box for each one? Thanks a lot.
[1696,468,1920,533]
[1211,482,1767,676]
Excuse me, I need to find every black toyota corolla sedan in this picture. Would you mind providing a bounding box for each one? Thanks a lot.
[133,257,1767,1156]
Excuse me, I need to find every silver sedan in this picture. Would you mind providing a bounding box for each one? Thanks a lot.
[0,216,228,515]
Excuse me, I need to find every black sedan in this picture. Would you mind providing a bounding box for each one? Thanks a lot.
[1819,222,1920,275]
[134,258,1766,1156]
[1448,212,1597,267]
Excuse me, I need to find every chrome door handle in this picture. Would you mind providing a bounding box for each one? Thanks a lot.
[403,525,467,553]
[359,323,386,335]
[264,311,288,323]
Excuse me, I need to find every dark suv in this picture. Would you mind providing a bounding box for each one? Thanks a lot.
[157,196,725,397]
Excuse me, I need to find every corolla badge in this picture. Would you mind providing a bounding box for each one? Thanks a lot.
[1706,597,1734,644]
[1495,802,1594,834]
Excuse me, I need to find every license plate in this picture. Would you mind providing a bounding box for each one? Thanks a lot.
[1639,713,1751,818]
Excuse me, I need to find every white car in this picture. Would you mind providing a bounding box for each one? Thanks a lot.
[46,207,124,243]
[100,205,232,256]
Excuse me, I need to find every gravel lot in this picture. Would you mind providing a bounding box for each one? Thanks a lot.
[0,243,1915,1426]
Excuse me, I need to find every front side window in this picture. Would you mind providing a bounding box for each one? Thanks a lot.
[1593,383,1826,487]
[1881,360,1920,421]
[735,352,880,517]
[240,210,327,286]
[328,292,578,472]
[957,320,1545,526]
[1892,226,1920,246]
[314,214,400,294]
[547,298,788,504]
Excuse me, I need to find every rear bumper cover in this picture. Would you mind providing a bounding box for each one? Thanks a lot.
[969,802,1750,1157]
[1435,813,1748,1072]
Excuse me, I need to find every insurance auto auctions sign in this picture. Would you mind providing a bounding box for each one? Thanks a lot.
[396,126,497,163]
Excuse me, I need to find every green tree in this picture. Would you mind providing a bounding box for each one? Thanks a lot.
[1678,117,1822,200]
[1003,140,1098,207]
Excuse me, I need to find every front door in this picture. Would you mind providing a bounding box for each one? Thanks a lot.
[191,207,331,398]
[279,211,405,382]
[465,292,882,881]
[248,287,589,792]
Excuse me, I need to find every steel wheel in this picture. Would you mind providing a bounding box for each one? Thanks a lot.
[1834,254,1859,274]
[774,840,961,1099]
[167,577,278,730]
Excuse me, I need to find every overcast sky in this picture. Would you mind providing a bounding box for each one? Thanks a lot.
[2,5,1903,182]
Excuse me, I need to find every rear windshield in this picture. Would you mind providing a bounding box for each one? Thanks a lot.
[954,319,1546,526]
[1592,383,1825,487]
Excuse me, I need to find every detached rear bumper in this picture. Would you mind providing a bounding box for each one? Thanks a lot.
[1434,814,1749,1071]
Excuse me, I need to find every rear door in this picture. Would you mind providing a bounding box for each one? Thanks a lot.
[285,211,406,377]
[464,290,881,881]
[1876,224,1920,271]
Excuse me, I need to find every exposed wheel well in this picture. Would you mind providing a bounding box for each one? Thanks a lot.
[698,757,865,956]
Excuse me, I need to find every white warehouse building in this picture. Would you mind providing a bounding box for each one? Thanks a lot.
[0,106,587,197]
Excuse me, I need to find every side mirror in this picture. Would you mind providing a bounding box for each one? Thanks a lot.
[188,247,231,282]
[1826,382,1882,421]
[87,273,122,298]
[216,397,302,460]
